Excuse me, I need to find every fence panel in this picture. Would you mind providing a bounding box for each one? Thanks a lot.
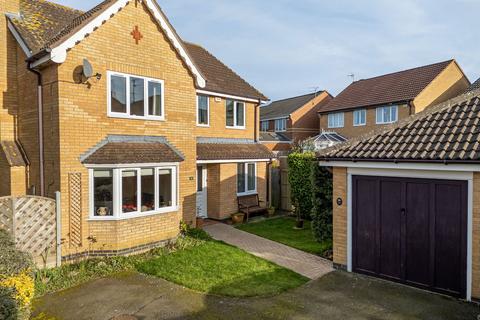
[0,195,58,267]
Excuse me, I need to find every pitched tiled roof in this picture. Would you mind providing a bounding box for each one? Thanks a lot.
[184,42,267,100]
[8,0,266,100]
[197,138,273,161]
[320,60,454,113]
[261,93,321,120]
[259,132,291,143]
[466,77,480,93]
[81,135,184,164]
[318,90,480,163]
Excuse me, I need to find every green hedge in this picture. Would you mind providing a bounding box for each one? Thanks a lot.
[311,165,333,243]
[287,152,315,220]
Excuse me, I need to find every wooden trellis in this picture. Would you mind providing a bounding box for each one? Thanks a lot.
[0,194,61,267]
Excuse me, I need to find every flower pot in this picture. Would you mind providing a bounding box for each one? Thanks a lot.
[231,213,245,224]
[267,208,275,217]
[295,219,305,229]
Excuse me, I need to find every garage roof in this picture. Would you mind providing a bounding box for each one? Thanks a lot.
[318,90,480,163]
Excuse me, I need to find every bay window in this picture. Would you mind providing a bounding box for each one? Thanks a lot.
[108,71,164,120]
[90,166,177,219]
[226,99,245,128]
[237,163,256,195]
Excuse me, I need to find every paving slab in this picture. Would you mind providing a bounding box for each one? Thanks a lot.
[204,223,333,279]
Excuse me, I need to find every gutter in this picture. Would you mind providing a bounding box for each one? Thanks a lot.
[317,157,480,165]
[26,63,45,197]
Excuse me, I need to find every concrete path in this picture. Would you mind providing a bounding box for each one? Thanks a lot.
[204,223,333,279]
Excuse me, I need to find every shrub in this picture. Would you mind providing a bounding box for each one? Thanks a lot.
[0,230,34,320]
[311,164,333,243]
[287,152,316,220]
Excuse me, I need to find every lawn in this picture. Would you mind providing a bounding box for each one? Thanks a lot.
[35,229,308,298]
[237,217,332,257]
[137,239,308,297]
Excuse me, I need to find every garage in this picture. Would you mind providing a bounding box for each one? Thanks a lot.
[352,175,468,298]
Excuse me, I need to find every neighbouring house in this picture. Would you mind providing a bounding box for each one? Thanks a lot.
[318,60,470,139]
[318,90,480,302]
[0,0,272,260]
[260,91,332,152]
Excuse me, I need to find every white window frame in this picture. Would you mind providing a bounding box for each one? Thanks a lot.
[261,120,269,132]
[328,112,344,128]
[237,162,257,196]
[275,118,287,132]
[353,109,366,126]
[107,71,165,121]
[88,164,178,221]
[376,105,398,124]
[226,100,246,129]
[196,95,210,127]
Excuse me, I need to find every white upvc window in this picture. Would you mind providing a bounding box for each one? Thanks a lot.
[376,105,398,124]
[89,165,178,220]
[237,163,257,195]
[261,121,269,132]
[328,112,344,128]
[107,71,165,120]
[275,118,287,132]
[226,99,246,129]
[353,109,367,126]
[197,95,209,126]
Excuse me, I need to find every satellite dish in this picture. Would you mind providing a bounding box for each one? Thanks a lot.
[83,59,94,79]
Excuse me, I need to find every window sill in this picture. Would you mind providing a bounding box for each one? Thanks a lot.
[88,206,179,221]
[237,191,257,196]
[108,113,166,121]
[353,123,366,127]
[197,124,210,128]
[226,126,246,130]
[376,121,397,125]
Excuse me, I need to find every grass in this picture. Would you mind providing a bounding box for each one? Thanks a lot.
[237,217,332,257]
[35,228,308,298]
[136,239,308,297]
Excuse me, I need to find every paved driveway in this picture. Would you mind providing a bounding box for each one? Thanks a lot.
[33,271,478,320]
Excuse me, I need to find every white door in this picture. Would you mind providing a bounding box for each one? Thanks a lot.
[196,165,208,218]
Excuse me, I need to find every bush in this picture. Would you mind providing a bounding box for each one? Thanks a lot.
[311,165,333,243]
[287,152,316,220]
[0,230,34,320]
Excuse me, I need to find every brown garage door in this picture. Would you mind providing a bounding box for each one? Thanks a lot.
[352,176,468,298]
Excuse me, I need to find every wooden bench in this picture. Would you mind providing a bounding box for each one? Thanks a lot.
[237,194,267,222]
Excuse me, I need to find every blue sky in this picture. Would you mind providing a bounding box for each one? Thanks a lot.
[53,0,480,101]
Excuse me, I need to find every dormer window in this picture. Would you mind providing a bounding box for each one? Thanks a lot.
[108,71,164,120]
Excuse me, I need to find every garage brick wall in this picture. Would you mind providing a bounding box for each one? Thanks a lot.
[473,173,480,299]
[332,167,348,267]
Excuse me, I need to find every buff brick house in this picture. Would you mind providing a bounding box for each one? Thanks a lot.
[0,0,272,259]
[318,60,470,139]
[260,91,332,152]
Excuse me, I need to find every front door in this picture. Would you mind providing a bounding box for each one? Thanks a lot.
[196,165,207,218]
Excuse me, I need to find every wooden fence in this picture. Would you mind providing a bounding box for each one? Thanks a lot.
[0,194,61,267]
[270,156,292,212]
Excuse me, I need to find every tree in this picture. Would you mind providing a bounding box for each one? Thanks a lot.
[287,152,315,220]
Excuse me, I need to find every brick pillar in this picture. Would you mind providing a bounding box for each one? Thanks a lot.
[332,167,348,267]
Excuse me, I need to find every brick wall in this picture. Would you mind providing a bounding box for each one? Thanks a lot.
[472,173,480,299]
[290,91,332,141]
[207,162,267,220]
[319,104,411,139]
[332,166,347,266]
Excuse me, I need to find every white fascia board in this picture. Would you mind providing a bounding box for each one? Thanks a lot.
[30,0,206,88]
[319,161,480,172]
[260,116,290,122]
[196,90,261,103]
[7,20,32,58]
[197,159,271,164]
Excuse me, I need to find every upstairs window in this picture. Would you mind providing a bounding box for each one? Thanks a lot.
[197,95,209,126]
[353,109,366,126]
[328,112,344,128]
[261,121,269,132]
[237,163,256,195]
[108,71,164,120]
[275,119,287,132]
[226,100,245,128]
[376,105,398,124]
